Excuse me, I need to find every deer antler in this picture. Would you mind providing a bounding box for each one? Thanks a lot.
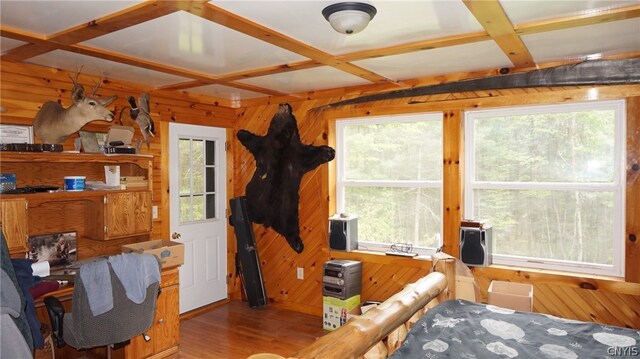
[67,65,84,85]
[90,79,102,97]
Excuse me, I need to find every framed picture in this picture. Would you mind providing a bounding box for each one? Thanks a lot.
[0,124,33,144]
[28,232,77,271]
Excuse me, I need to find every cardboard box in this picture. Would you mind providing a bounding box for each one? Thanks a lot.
[488,280,533,312]
[122,240,184,268]
[323,295,360,331]
[346,301,379,321]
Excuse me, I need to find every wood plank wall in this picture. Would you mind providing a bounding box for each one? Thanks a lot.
[2,61,639,329]
[235,85,640,328]
[0,61,238,284]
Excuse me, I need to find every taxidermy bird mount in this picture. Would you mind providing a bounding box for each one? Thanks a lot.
[237,103,335,253]
[33,70,117,144]
[119,93,155,149]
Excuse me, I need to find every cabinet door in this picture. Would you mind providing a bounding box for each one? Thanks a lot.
[133,191,152,234]
[155,284,180,353]
[105,192,151,239]
[0,198,29,256]
[126,284,179,358]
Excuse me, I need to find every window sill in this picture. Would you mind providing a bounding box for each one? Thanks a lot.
[484,263,623,281]
[329,249,433,269]
[329,250,636,292]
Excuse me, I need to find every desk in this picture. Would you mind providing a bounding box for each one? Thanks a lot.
[34,266,180,359]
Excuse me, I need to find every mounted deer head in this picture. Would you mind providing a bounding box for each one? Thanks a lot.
[33,70,117,144]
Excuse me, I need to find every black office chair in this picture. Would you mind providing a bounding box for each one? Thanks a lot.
[44,253,160,357]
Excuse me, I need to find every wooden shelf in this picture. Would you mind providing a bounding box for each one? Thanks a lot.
[0,152,152,191]
[0,151,152,163]
[0,188,149,202]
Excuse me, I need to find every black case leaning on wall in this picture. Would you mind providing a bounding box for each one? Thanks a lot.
[229,196,267,308]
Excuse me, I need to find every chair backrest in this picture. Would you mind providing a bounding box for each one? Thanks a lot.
[63,254,160,349]
[0,231,34,354]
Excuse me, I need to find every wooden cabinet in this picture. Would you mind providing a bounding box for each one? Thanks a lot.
[0,152,154,258]
[0,197,29,256]
[3,152,179,359]
[127,267,180,358]
[105,191,152,239]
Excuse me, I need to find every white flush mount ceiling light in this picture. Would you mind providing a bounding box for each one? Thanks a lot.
[322,2,377,35]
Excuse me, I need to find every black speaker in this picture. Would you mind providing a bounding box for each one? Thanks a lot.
[328,214,358,251]
[460,226,492,267]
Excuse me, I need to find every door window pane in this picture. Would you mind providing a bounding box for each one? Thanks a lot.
[206,167,215,192]
[192,195,204,221]
[206,140,215,166]
[179,196,190,222]
[206,194,215,219]
[178,139,191,195]
[192,140,204,193]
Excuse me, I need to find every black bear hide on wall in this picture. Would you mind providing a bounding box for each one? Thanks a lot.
[237,103,335,253]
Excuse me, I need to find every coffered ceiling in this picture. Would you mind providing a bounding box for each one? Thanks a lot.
[1,0,638,107]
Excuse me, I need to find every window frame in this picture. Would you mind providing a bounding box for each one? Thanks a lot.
[464,99,626,277]
[335,112,444,256]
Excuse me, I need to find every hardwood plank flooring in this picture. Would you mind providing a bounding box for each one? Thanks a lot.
[170,300,327,358]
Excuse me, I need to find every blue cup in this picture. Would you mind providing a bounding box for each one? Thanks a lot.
[64,176,86,191]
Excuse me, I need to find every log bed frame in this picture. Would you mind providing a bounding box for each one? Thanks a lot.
[253,254,458,359]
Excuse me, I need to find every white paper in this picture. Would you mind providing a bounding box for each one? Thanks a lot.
[31,261,50,277]
[104,165,120,186]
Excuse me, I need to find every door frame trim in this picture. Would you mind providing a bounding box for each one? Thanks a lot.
[161,121,237,303]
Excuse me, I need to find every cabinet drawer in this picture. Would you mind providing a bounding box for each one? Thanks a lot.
[161,267,180,288]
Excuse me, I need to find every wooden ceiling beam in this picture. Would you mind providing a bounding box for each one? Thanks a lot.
[516,4,640,35]
[0,27,286,97]
[463,0,535,68]
[1,1,181,62]
[177,1,394,85]
[338,32,491,63]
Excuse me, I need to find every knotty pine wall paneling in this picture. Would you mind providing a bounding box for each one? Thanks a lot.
[237,85,640,328]
[0,61,239,297]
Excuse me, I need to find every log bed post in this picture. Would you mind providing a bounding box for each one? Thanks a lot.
[290,271,448,359]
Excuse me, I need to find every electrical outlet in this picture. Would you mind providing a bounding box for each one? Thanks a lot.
[152,205,158,219]
[296,267,304,280]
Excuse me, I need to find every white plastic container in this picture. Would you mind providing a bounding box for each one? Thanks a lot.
[64,176,86,191]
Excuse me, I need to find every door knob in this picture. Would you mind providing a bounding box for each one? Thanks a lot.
[172,232,181,240]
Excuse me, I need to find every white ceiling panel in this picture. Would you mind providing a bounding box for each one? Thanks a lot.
[237,66,371,93]
[1,37,27,55]
[213,0,483,55]
[501,0,640,25]
[82,11,309,76]
[523,18,640,63]
[186,84,266,101]
[26,50,191,87]
[0,1,142,35]
[353,40,512,81]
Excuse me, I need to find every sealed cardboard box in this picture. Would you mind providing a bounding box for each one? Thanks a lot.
[122,240,184,268]
[323,295,360,331]
[488,280,533,312]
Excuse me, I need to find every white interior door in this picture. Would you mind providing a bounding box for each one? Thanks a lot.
[169,123,227,313]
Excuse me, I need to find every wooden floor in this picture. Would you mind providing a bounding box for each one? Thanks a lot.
[170,300,327,359]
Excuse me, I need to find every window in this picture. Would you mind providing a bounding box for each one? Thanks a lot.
[178,138,217,223]
[465,100,625,276]
[336,113,443,254]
